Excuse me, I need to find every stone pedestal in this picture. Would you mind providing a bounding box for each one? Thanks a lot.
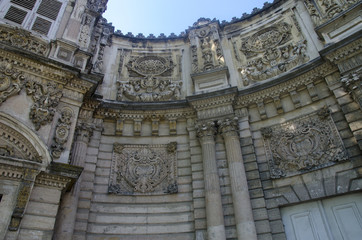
[196,121,226,240]
[219,118,257,240]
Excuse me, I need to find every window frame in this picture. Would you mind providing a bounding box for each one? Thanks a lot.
[0,0,67,39]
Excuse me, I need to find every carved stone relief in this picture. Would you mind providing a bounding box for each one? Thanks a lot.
[262,109,348,178]
[0,122,42,162]
[0,61,25,105]
[304,0,356,26]
[25,81,63,130]
[118,55,182,102]
[239,22,310,85]
[341,67,362,108]
[189,23,226,73]
[51,108,73,159]
[0,25,48,56]
[109,143,178,195]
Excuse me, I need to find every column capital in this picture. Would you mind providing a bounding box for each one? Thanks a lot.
[75,122,95,143]
[218,117,239,137]
[195,121,217,142]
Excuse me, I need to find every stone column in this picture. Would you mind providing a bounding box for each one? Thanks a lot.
[54,123,94,240]
[218,118,257,240]
[196,121,226,240]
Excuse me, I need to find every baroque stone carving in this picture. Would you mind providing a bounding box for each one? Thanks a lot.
[319,0,342,18]
[262,111,348,178]
[0,61,25,105]
[118,55,182,102]
[240,22,292,58]
[0,25,48,56]
[189,24,225,73]
[341,67,362,108]
[51,108,73,159]
[304,0,321,26]
[109,143,178,195]
[240,40,309,85]
[26,81,63,130]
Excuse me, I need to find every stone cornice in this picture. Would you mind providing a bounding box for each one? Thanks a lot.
[0,45,101,95]
[235,59,337,107]
[187,87,237,120]
[320,30,362,64]
[95,102,194,121]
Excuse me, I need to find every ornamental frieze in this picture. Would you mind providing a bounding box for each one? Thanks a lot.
[0,61,25,105]
[26,81,63,130]
[0,25,48,56]
[109,143,178,195]
[262,109,348,178]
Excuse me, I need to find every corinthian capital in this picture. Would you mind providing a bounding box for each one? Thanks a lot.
[75,122,95,143]
[195,121,217,140]
[218,117,239,137]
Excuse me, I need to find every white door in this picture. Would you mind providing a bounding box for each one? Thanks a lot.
[281,193,362,240]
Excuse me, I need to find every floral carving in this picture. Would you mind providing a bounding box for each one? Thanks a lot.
[0,25,48,56]
[0,61,25,105]
[109,144,178,195]
[240,22,292,58]
[240,40,309,85]
[26,81,63,130]
[304,0,322,26]
[319,0,341,18]
[51,108,73,159]
[118,55,182,102]
[263,111,348,178]
[126,56,175,77]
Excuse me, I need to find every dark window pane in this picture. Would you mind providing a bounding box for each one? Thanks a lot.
[11,0,36,10]
[4,6,27,24]
[31,16,52,35]
[37,0,62,20]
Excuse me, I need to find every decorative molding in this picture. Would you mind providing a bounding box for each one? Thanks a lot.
[9,169,39,231]
[323,38,362,64]
[236,61,336,107]
[262,109,348,178]
[0,61,25,105]
[35,172,72,190]
[109,143,178,195]
[26,81,63,130]
[341,67,362,108]
[0,24,49,56]
[0,122,42,162]
[51,108,73,159]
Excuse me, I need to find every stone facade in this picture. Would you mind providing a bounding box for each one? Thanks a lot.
[0,0,361,240]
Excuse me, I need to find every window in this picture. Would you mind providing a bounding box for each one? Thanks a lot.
[0,0,66,38]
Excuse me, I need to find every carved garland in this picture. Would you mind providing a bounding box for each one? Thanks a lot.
[109,143,178,195]
[0,61,25,105]
[51,108,73,159]
[25,81,63,130]
[262,109,348,178]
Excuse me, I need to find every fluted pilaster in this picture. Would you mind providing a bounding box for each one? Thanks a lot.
[53,123,94,240]
[196,121,226,240]
[218,118,257,240]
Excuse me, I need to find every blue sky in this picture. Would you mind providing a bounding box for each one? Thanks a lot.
[103,0,271,36]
